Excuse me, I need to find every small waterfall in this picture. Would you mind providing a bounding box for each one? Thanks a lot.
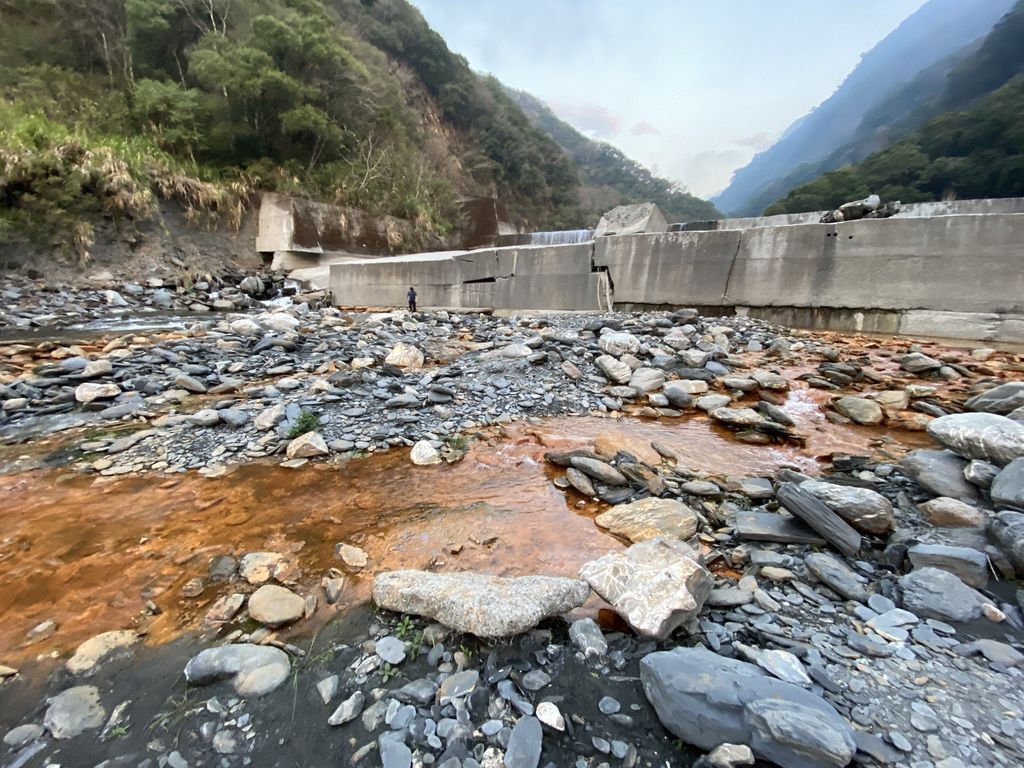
[525,229,594,246]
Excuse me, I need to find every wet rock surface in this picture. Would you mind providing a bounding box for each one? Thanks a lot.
[2,299,1024,768]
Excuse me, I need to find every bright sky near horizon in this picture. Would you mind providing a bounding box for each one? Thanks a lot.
[414,0,928,199]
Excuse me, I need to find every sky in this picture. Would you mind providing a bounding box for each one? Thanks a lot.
[414,0,928,199]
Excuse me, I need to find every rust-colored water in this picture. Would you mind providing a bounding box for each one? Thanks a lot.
[0,374,934,666]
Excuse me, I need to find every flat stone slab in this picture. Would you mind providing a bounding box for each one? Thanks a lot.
[594,497,700,543]
[372,571,589,637]
[776,483,861,556]
[736,510,826,546]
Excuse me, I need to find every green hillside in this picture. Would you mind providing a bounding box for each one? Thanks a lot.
[0,0,637,259]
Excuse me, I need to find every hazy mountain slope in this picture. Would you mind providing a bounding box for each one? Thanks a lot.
[506,88,720,225]
[712,0,1015,216]
[765,1,1024,214]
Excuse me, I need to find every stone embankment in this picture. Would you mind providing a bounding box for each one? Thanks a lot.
[1,283,1024,768]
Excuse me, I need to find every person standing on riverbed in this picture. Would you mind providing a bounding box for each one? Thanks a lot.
[407,286,417,313]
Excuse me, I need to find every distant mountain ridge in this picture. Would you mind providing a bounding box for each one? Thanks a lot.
[712,0,1016,216]
[506,88,721,225]
[764,1,1024,214]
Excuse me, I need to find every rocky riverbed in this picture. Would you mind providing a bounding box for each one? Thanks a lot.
[2,273,1024,768]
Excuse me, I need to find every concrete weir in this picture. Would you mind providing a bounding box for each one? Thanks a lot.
[328,205,1024,343]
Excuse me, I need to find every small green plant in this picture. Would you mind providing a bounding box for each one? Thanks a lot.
[380,663,397,683]
[395,615,414,639]
[288,411,321,438]
[458,643,473,661]
[443,434,469,452]
[107,724,129,739]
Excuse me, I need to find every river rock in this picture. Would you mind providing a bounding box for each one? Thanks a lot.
[44,686,106,739]
[640,647,855,768]
[66,630,138,675]
[504,716,543,768]
[901,353,942,374]
[966,382,1024,415]
[569,618,608,658]
[410,440,441,465]
[579,538,712,639]
[247,584,305,627]
[184,644,290,696]
[599,331,640,356]
[710,407,764,428]
[238,552,284,584]
[328,691,365,726]
[75,382,121,403]
[254,404,286,430]
[751,370,788,390]
[371,571,589,637]
[666,379,709,397]
[593,432,661,465]
[596,355,632,384]
[899,567,990,622]
[594,498,700,542]
[570,456,627,485]
[385,342,424,368]
[919,497,985,528]
[286,431,329,459]
[908,544,988,587]
[833,396,883,425]
[926,413,1024,466]
[989,511,1024,573]
[629,367,666,393]
[804,552,868,602]
[900,450,981,503]
[799,480,894,534]
[992,457,1024,509]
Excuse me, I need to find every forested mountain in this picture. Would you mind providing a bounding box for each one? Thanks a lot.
[765,1,1024,214]
[0,0,713,260]
[712,0,1016,216]
[506,88,720,224]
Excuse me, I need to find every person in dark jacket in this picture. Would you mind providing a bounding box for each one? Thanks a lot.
[407,286,417,312]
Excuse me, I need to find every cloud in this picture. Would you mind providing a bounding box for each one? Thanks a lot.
[630,121,661,137]
[734,131,776,151]
[675,148,753,198]
[547,100,623,137]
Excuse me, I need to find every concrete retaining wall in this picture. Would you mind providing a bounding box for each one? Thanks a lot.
[329,244,605,311]
[328,208,1024,342]
[683,197,1024,232]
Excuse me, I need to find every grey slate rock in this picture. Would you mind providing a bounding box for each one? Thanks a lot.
[966,382,1024,415]
[908,543,989,588]
[992,457,1024,509]
[735,510,826,546]
[804,552,868,602]
[640,647,855,768]
[899,567,990,622]
[776,483,861,556]
[505,716,543,768]
[926,413,1024,467]
[989,511,1024,574]
[900,449,981,503]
